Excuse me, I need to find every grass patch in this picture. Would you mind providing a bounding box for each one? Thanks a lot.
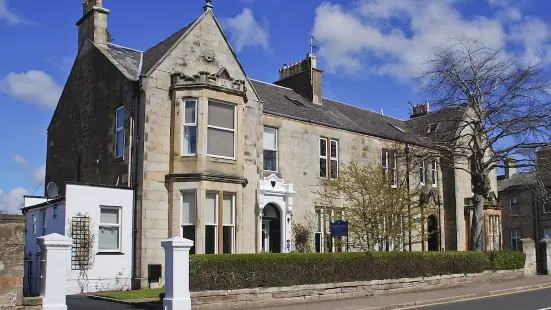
[95,288,165,301]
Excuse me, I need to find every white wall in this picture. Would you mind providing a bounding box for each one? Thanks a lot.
[64,184,134,295]
[23,184,134,295]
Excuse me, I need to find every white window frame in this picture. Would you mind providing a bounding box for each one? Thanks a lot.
[419,160,426,186]
[511,230,521,251]
[510,197,520,216]
[40,210,46,236]
[182,99,198,156]
[98,206,122,252]
[32,215,37,236]
[391,152,398,188]
[263,127,278,172]
[181,191,196,229]
[544,227,551,239]
[320,137,328,178]
[222,193,236,254]
[206,101,236,160]
[330,139,339,180]
[431,160,438,187]
[205,192,219,254]
[544,202,551,215]
[115,106,124,159]
[382,150,389,176]
[314,209,323,252]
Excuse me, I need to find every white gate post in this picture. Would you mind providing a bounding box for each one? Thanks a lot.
[162,237,194,310]
[38,233,72,310]
[521,238,536,277]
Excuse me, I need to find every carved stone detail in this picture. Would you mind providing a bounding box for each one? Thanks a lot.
[170,68,247,98]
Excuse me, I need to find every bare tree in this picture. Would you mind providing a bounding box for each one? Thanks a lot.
[419,39,551,251]
[319,162,434,252]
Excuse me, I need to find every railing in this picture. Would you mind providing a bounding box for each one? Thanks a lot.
[23,252,43,297]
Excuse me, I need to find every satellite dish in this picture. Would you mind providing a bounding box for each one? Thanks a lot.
[46,182,59,199]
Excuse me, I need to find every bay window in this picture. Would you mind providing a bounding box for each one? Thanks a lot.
[222,194,235,254]
[182,99,197,155]
[263,127,278,171]
[99,207,121,251]
[207,101,235,159]
[181,192,196,254]
[205,192,218,254]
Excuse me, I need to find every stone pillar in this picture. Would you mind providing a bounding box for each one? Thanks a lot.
[162,237,194,310]
[540,239,551,275]
[521,238,536,277]
[38,233,72,310]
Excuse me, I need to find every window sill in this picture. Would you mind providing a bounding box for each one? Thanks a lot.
[96,252,125,256]
[420,182,425,186]
[207,156,236,164]
[113,156,124,164]
[432,184,438,188]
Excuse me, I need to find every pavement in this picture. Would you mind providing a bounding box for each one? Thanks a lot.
[67,276,551,310]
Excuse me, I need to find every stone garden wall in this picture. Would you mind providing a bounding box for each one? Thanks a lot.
[0,215,26,309]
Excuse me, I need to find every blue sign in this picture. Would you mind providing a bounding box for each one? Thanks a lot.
[331,220,348,237]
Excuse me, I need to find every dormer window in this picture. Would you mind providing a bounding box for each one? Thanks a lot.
[427,123,439,134]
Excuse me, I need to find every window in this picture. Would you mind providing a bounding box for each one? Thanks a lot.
[382,149,397,187]
[510,197,520,216]
[182,99,197,155]
[488,215,501,251]
[427,123,439,134]
[115,106,124,158]
[511,230,521,251]
[314,210,323,253]
[431,160,438,187]
[222,194,235,254]
[320,138,327,177]
[544,202,551,215]
[320,138,339,179]
[40,210,46,236]
[545,228,551,239]
[207,101,235,159]
[181,192,196,254]
[263,127,278,171]
[32,215,36,235]
[99,207,121,251]
[419,160,426,185]
[205,192,218,254]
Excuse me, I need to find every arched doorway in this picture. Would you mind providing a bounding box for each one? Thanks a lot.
[427,215,439,251]
[262,204,281,253]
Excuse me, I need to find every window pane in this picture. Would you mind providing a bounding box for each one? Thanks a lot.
[182,225,196,255]
[100,209,119,224]
[207,128,234,158]
[320,139,327,157]
[382,151,387,167]
[545,228,551,239]
[205,193,217,224]
[205,225,216,254]
[331,160,338,179]
[184,101,196,124]
[263,150,277,171]
[99,226,119,250]
[183,126,197,155]
[263,127,277,150]
[182,192,196,224]
[208,102,234,129]
[116,107,124,128]
[116,130,124,158]
[320,158,327,177]
[223,226,234,254]
[331,140,337,159]
[223,194,234,225]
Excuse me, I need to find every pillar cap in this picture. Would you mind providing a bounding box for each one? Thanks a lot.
[161,237,194,249]
[540,238,551,243]
[37,233,72,248]
[521,238,535,244]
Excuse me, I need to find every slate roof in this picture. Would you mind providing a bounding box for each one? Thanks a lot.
[405,107,465,143]
[497,172,537,192]
[100,43,142,80]
[141,20,196,75]
[251,80,430,146]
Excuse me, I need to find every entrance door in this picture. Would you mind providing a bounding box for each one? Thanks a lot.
[262,204,281,253]
[262,220,270,252]
[427,215,439,251]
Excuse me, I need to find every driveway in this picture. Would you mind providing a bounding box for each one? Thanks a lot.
[67,297,161,310]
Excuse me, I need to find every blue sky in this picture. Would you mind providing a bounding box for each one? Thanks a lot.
[1,0,550,213]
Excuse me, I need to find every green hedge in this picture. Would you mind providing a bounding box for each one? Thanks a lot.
[487,251,526,270]
[189,251,491,291]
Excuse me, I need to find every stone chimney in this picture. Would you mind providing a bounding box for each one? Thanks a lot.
[275,54,323,104]
[504,158,517,179]
[76,0,111,49]
[410,102,430,118]
[537,147,551,184]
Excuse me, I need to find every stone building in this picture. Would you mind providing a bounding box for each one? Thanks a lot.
[45,0,501,288]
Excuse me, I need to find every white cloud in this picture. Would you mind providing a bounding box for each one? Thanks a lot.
[224,8,269,52]
[0,188,28,214]
[0,70,61,109]
[509,17,551,66]
[0,0,28,25]
[13,155,45,184]
[311,0,551,81]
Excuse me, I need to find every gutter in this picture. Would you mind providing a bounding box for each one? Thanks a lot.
[130,75,142,290]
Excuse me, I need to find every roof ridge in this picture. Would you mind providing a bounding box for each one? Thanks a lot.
[107,43,144,53]
[323,97,406,122]
[250,79,293,91]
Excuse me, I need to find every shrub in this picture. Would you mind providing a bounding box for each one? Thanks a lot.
[292,222,312,253]
[189,251,491,291]
[488,251,525,270]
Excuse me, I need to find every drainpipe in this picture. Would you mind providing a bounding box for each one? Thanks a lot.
[405,144,412,251]
[532,191,539,242]
[131,78,142,289]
